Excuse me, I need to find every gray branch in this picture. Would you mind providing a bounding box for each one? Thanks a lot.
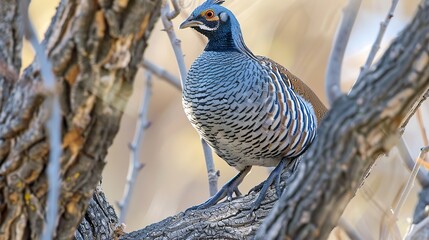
[397,138,429,186]
[394,147,429,218]
[141,59,181,90]
[358,0,400,79]
[325,0,362,105]
[118,72,153,224]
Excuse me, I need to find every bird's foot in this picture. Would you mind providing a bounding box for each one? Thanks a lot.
[186,166,251,211]
[249,159,288,212]
[186,182,241,211]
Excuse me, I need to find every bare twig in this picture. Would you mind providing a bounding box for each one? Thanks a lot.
[20,1,62,239]
[161,1,187,87]
[338,218,364,240]
[118,72,152,224]
[201,138,219,196]
[407,108,429,229]
[397,137,429,186]
[161,0,218,194]
[394,146,429,218]
[358,0,400,79]
[141,59,181,90]
[326,0,362,105]
[416,109,429,147]
[167,0,181,20]
[398,108,429,184]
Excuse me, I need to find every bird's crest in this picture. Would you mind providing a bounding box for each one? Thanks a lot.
[211,0,225,5]
[203,0,225,6]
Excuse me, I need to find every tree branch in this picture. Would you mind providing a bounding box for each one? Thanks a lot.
[326,0,362,105]
[358,0,400,79]
[118,72,152,224]
[394,147,429,217]
[141,59,181,90]
[0,0,22,114]
[397,138,429,186]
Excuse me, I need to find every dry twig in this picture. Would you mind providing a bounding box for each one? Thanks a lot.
[326,0,362,105]
[141,59,181,90]
[20,1,62,239]
[118,72,152,223]
[394,147,429,217]
[397,138,429,186]
[358,0,400,79]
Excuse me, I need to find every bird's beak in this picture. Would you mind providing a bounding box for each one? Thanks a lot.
[179,17,203,29]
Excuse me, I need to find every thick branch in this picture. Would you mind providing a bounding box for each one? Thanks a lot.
[120,1,429,239]
[0,0,22,71]
[0,0,22,114]
[257,0,429,238]
[0,0,162,239]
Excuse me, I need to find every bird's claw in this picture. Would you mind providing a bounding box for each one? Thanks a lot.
[249,159,288,211]
[185,167,251,212]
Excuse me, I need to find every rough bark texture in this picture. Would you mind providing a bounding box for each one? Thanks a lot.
[75,186,122,240]
[120,1,429,239]
[0,0,161,239]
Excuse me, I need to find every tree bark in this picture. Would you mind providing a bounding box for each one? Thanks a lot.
[120,1,429,239]
[0,0,161,239]
[74,186,122,240]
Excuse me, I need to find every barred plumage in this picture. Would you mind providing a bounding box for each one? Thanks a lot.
[180,0,327,210]
[183,52,319,171]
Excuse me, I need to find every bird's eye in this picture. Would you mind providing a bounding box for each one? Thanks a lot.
[205,10,215,19]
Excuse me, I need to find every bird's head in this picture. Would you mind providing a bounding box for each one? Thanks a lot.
[179,0,230,36]
[179,0,255,58]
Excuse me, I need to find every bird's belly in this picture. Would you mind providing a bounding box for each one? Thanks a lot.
[213,130,283,169]
[182,52,317,171]
[183,92,294,170]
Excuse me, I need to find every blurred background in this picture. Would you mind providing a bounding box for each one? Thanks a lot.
[27,0,428,239]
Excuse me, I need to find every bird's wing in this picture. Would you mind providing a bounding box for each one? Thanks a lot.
[257,56,328,124]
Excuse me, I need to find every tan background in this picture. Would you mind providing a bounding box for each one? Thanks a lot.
[26,0,427,239]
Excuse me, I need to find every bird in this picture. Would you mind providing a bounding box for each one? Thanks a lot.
[179,0,327,211]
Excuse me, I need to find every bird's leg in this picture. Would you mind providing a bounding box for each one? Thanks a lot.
[250,158,288,212]
[187,166,252,211]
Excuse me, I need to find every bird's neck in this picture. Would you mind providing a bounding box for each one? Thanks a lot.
[205,31,238,52]
[202,23,256,60]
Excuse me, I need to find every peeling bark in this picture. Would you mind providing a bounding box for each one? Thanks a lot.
[0,0,161,239]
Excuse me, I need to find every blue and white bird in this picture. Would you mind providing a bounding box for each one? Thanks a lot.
[180,0,327,210]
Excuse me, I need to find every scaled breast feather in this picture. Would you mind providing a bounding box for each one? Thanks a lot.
[257,56,328,124]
